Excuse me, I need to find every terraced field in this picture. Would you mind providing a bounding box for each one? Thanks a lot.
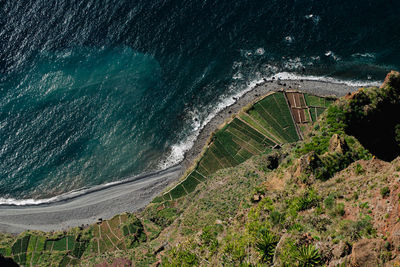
[304,93,335,122]
[158,91,336,201]
[0,213,146,266]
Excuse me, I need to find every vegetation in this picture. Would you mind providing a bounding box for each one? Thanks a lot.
[164,91,332,200]
[2,73,400,266]
[255,228,278,263]
[296,245,322,267]
[0,213,146,266]
[380,186,390,198]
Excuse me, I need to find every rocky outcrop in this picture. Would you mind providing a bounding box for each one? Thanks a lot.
[328,134,348,154]
[381,70,400,89]
[295,151,321,177]
[349,239,385,267]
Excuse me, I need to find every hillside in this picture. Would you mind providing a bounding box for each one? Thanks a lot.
[1,72,400,267]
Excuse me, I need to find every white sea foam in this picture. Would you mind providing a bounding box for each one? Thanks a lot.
[0,166,180,206]
[255,48,265,55]
[325,51,341,61]
[271,71,381,87]
[283,57,304,70]
[305,14,321,24]
[284,36,294,43]
[233,72,244,80]
[351,52,375,58]
[0,182,117,206]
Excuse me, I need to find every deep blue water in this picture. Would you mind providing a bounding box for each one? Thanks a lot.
[1,0,399,201]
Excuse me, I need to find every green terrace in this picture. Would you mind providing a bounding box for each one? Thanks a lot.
[157,91,335,201]
[0,213,147,266]
[304,93,335,122]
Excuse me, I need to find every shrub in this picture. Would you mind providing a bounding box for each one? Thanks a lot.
[72,242,87,258]
[359,202,369,209]
[200,225,219,252]
[244,171,259,179]
[335,203,345,217]
[324,195,335,210]
[270,211,284,226]
[223,235,248,264]
[347,216,375,240]
[380,186,390,198]
[149,207,179,228]
[255,228,279,264]
[297,189,321,211]
[296,245,322,267]
[355,164,364,175]
[165,246,198,266]
[281,242,322,267]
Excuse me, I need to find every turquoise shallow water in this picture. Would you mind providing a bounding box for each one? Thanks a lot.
[0,0,399,201]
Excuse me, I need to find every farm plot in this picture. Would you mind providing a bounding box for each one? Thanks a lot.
[291,108,307,123]
[286,92,307,108]
[45,236,75,252]
[259,93,292,129]
[245,108,286,143]
[3,213,142,266]
[285,91,310,125]
[161,92,336,200]
[255,93,299,142]
[11,235,30,266]
[239,113,280,144]
[251,104,292,142]
[305,93,323,107]
[304,93,334,108]
[309,106,327,122]
[89,214,130,254]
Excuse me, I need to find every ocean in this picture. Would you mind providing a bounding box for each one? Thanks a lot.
[1,0,399,203]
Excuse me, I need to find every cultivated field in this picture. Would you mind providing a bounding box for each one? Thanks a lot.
[159,91,335,201]
[0,213,147,266]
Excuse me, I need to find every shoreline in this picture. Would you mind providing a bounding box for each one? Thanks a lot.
[0,78,374,233]
[180,78,362,171]
[0,164,183,207]
[0,165,182,234]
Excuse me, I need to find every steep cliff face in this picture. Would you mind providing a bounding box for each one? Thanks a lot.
[343,71,400,161]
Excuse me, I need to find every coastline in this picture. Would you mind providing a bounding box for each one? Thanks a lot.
[0,78,375,234]
[0,165,182,234]
[180,78,363,171]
